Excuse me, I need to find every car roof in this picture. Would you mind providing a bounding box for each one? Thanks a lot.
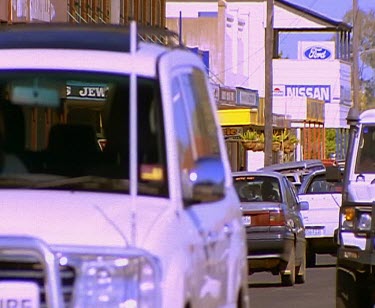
[0,23,181,77]
[360,109,375,123]
[303,168,326,177]
[258,159,325,173]
[232,170,286,181]
[0,22,179,52]
[0,23,132,52]
[298,168,327,192]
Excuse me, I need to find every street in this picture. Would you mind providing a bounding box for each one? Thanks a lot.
[248,255,336,307]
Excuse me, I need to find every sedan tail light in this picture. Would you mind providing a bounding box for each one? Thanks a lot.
[242,210,285,227]
[269,210,285,226]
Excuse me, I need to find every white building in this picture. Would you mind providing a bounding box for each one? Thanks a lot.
[166,0,352,166]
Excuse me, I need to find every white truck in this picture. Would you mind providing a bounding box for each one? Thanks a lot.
[298,167,343,267]
[0,23,249,308]
[336,108,375,308]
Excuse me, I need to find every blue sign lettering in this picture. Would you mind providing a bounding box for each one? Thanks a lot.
[285,85,331,103]
[304,46,331,60]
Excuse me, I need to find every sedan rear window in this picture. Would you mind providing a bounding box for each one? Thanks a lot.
[234,176,281,202]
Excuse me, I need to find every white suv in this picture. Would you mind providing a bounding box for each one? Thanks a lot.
[0,23,249,308]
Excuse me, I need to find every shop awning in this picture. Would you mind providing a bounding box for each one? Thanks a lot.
[218,109,259,126]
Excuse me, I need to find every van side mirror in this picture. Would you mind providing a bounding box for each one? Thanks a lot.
[185,157,226,204]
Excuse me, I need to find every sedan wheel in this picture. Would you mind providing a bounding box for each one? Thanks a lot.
[281,245,295,286]
[295,249,306,284]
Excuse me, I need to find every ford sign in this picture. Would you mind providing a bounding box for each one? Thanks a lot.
[304,46,331,60]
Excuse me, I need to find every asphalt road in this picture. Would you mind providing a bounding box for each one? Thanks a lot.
[248,254,336,308]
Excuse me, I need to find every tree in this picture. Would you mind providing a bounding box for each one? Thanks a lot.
[342,9,375,109]
[325,129,336,158]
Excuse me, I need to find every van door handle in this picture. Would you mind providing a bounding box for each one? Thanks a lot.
[224,223,233,237]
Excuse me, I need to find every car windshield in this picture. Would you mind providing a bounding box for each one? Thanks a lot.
[355,125,375,174]
[0,70,168,196]
[233,175,281,202]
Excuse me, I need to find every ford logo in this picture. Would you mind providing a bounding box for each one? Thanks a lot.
[304,46,331,60]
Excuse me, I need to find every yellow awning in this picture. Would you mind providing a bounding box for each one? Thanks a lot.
[218,109,259,126]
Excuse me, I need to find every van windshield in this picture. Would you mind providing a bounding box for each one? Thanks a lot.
[0,70,168,196]
[355,125,375,174]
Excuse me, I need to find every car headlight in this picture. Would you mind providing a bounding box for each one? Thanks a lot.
[357,213,372,232]
[71,255,161,308]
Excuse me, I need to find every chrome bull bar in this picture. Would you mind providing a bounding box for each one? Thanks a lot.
[0,236,64,308]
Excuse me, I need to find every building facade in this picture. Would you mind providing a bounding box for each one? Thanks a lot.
[166,0,352,170]
[0,0,166,26]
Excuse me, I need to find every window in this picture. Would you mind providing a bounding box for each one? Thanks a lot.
[355,125,375,173]
[307,175,342,194]
[233,175,281,202]
[0,71,168,197]
[172,68,223,203]
[284,178,298,207]
[179,69,221,158]
[172,77,194,171]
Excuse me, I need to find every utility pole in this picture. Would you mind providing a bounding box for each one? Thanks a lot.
[264,0,274,166]
[352,0,360,111]
[7,0,12,23]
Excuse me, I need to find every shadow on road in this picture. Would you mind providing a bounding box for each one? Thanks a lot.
[248,282,284,288]
[310,264,335,269]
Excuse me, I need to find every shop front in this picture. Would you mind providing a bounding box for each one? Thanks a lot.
[216,86,260,172]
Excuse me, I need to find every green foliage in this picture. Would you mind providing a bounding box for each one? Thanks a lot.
[343,9,375,70]
[343,9,375,108]
[272,132,281,143]
[279,131,289,142]
[325,129,336,157]
[288,134,299,145]
[363,78,375,109]
[239,130,259,141]
[259,133,265,143]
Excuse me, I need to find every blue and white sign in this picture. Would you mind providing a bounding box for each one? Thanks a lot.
[304,46,331,60]
[298,41,335,61]
[285,85,331,103]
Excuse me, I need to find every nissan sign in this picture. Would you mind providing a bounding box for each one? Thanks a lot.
[304,46,331,60]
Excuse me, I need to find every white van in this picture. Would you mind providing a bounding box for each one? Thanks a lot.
[336,108,375,307]
[0,23,249,308]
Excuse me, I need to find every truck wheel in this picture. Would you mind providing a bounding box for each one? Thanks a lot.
[281,245,295,286]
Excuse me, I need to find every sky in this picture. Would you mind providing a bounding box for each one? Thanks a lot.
[279,0,375,59]
[292,0,375,20]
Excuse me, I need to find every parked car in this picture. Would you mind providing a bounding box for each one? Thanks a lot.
[258,159,325,174]
[258,159,326,190]
[298,166,343,267]
[281,169,312,191]
[0,23,249,308]
[233,171,309,286]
